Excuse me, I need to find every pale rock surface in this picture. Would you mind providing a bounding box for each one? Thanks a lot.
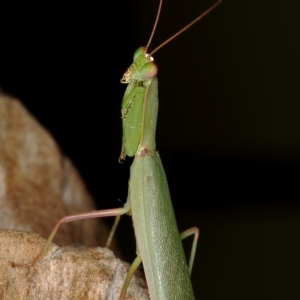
[0,229,149,300]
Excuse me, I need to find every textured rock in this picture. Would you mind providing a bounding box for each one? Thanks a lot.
[0,230,149,300]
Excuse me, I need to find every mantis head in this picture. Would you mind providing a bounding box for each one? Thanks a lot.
[120,47,158,84]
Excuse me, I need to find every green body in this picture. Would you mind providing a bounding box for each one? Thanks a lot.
[120,47,158,160]
[121,48,195,299]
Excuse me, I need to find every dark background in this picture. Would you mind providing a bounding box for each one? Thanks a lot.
[1,0,299,299]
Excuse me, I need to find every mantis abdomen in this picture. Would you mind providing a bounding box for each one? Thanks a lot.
[131,151,194,299]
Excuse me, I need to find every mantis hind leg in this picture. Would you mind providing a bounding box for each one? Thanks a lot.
[180,227,199,276]
[119,255,142,300]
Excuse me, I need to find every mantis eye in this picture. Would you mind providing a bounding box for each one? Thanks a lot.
[133,47,146,61]
[140,62,158,79]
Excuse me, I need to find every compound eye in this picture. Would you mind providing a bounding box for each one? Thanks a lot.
[140,62,158,79]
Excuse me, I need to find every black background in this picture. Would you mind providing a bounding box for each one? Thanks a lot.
[1,0,299,299]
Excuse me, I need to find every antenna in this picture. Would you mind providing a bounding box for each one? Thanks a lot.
[150,0,222,56]
[145,0,163,52]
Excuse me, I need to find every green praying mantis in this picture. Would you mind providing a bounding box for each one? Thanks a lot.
[12,0,222,299]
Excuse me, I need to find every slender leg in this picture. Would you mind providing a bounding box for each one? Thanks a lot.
[119,255,143,300]
[12,207,128,267]
[180,227,200,276]
[106,215,121,248]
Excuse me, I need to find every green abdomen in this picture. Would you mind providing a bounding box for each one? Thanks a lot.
[130,153,195,300]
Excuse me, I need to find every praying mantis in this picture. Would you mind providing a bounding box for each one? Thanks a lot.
[12,0,222,299]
